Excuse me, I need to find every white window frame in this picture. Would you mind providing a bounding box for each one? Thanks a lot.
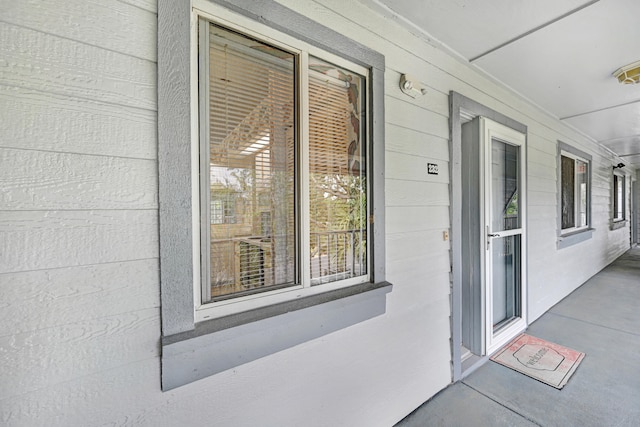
[193,6,371,321]
[557,141,592,249]
[158,0,388,391]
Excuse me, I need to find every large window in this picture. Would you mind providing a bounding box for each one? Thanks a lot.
[557,142,592,248]
[158,0,387,390]
[198,19,369,308]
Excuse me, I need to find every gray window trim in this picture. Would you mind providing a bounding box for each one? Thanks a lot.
[611,221,627,230]
[158,0,388,390]
[557,141,594,249]
[162,283,391,390]
[449,91,528,381]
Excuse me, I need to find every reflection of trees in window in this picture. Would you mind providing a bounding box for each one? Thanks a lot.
[505,192,518,216]
[309,174,367,282]
[308,57,367,284]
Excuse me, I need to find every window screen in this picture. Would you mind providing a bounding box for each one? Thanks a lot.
[308,57,367,285]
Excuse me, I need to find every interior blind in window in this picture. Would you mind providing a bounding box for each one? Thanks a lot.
[308,57,367,285]
[202,23,296,301]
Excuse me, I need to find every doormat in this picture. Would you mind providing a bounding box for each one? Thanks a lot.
[490,333,585,389]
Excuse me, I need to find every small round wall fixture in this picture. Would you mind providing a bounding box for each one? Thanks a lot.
[613,60,640,84]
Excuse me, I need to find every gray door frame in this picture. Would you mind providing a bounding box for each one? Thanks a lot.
[449,92,527,381]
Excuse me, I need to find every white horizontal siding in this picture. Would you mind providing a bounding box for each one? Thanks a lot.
[387,180,450,206]
[0,259,159,336]
[1,0,157,61]
[386,96,449,137]
[386,206,450,234]
[0,307,159,400]
[0,1,161,425]
[0,23,156,110]
[0,0,632,426]
[119,0,157,13]
[0,210,158,273]
[0,85,157,158]
[387,256,451,291]
[386,124,450,161]
[0,358,161,426]
[0,149,157,210]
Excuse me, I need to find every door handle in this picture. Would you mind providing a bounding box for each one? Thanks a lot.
[486,227,500,249]
[487,232,500,249]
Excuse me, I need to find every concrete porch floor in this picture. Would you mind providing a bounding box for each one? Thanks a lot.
[396,247,640,427]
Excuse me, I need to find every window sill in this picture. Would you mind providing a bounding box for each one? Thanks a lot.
[557,228,594,249]
[610,220,627,230]
[161,281,392,390]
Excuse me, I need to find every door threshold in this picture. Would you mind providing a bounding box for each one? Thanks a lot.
[461,353,488,379]
[461,346,472,362]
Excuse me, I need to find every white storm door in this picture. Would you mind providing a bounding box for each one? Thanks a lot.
[481,117,527,355]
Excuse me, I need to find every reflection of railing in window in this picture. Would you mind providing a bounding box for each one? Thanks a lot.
[210,229,365,297]
[209,236,273,297]
[310,229,366,285]
[239,241,265,288]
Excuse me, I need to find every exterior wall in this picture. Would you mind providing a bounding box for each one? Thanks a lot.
[0,0,630,426]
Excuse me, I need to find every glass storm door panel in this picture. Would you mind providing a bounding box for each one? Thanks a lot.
[482,117,527,354]
[491,234,521,328]
[489,140,520,327]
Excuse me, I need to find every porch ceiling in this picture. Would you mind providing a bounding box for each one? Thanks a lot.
[363,0,640,169]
